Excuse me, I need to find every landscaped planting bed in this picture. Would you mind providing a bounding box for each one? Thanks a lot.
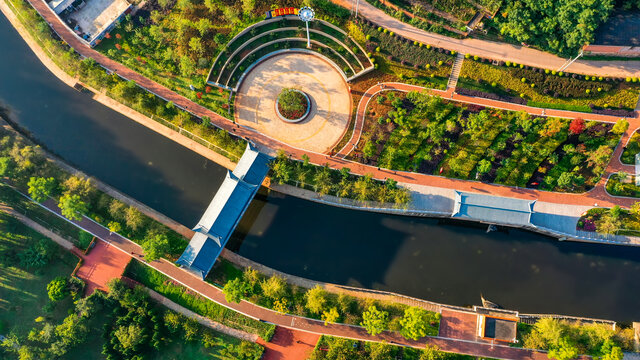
[309,336,472,360]
[349,91,623,192]
[606,173,640,198]
[360,21,456,74]
[578,205,640,237]
[270,152,411,205]
[209,258,441,337]
[457,58,640,114]
[621,131,640,164]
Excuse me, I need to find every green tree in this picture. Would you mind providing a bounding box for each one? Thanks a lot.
[630,201,640,217]
[109,199,128,221]
[58,194,87,221]
[0,156,16,177]
[420,344,445,360]
[361,306,388,336]
[63,176,93,199]
[548,338,579,360]
[368,341,393,360]
[124,206,145,232]
[314,165,332,196]
[114,324,144,351]
[141,233,170,261]
[596,213,621,235]
[612,119,629,135]
[163,312,182,333]
[19,238,53,269]
[223,277,251,303]
[600,339,623,360]
[243,266,260,288]
[399,307,429,340]
[27,177,56,202]
[260,275,286,300]
[321,307,340,325]
[108,221,122,233]
[476,159,492,176]
[47,276,68,301]
[305,285,327,314]
[556,172,574,189]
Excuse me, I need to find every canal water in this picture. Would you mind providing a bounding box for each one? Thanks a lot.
[2,15,640,321]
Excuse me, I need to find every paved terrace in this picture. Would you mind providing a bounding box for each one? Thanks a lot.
[68,0,129,42]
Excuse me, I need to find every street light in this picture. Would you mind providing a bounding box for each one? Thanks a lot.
[299,6,315,49]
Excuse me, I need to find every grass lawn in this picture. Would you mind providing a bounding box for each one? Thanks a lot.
[0,213,79,336]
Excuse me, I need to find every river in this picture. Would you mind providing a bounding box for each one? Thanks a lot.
[2,14,640,322]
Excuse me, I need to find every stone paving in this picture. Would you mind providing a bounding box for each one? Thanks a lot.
[235,53,351,154]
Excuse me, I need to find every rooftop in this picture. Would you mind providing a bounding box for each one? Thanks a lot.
[452,191,535,227]
[482,316,517,342]
[68,0,130,42]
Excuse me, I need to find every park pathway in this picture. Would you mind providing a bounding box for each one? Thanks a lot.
[332,0,640,78]
[30,189,559,359]
[8,0,640,213]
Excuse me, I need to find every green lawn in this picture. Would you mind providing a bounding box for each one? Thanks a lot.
[0,213,79,336]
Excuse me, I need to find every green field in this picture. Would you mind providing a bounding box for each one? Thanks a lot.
[0,213,79,337]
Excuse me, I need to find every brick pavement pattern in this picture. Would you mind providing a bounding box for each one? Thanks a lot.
[72,237,130,295]
[258,327,320,360]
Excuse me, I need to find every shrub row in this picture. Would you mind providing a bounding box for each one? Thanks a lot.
[456,87,527,105]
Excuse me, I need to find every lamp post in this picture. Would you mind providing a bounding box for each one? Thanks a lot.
[299,6,315,49]
[354,0,360,18]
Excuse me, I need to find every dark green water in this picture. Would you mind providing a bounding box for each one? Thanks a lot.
[1,14,639,321]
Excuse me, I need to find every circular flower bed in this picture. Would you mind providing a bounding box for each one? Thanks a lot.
[276,88,311,123]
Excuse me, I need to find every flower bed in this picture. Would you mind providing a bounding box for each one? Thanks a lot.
[578,206,640,237]
[606,173,640,198]
[349,91,622,192]
[457,58,640,113]
[277,88,310,122]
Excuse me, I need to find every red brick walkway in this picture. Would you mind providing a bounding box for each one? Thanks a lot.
[22,0,640,211]
[73,239,131,295]
[438,309,479,342]
[259,327,320,360]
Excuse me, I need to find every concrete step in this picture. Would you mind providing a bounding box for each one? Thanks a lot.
[447,53,465,90]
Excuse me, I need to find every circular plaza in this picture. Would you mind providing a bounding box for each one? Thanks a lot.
[234,53,351,154]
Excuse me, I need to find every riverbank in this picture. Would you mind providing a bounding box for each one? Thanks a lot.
[3,0,639,250]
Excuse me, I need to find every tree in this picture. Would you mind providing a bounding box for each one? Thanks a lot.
[548,338,579,360]
[223,278,251,303]
[0,156,16,177]
[361,306,388,336]
[108,221,122,233]
[314,165,332,196]
[476,159,492,176]
[47,277,68,301]
[114,324,144,351]
[179,56,196,77]
[612,119,629,135]
[399,307,429,340]
[596,214,621,235]
[58,194,87,221]
[63,176,93,199]
[109,199,128,221]
[242,0,255,14]
[586,145,613,172]
[569,118,586,135]
[19,238,53,269]
[600,339,623,360]
[260,275,286,300]
[305,285,327,314]
[322,307,340,325]
[556,172,574,189]
[27,177,56,202]
[124,206,145,232]
[243,267,260,287]
[630,201,640,217]
[368,341,393,360]
[420,344,445,360]
[163,312,182,333]
[141,233,169,261]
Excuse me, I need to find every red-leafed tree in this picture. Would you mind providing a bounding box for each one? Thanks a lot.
[196,92,202,99]
[569,118,586,135]
[205,86,212,93]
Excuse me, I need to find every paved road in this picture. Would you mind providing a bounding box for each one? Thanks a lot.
[332,0,640,77]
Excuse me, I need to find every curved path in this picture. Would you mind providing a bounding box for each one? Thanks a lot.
[35,193,561,360]
[342,82,640,207]
[14,0,640,214]
[331,0,640,77]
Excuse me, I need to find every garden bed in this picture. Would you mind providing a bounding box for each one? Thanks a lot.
[457,58,640,114]
[606,172,640,198]
[621,130,640,164]
[579,206,640,237]
[348,90,623,192]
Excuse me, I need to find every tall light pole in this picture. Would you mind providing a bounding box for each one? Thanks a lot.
[299,6,315,49]
[355,0,360,18]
